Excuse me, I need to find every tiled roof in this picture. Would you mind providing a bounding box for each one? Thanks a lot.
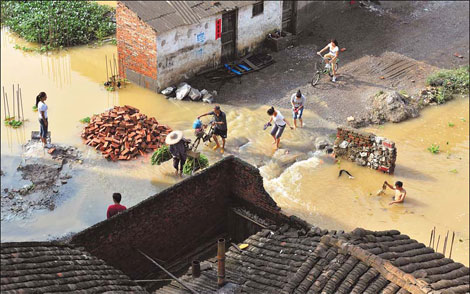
[121,1,258,33]
[1,242,148,294]
[155,226,470,294]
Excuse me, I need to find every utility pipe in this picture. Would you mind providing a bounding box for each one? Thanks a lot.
[217,238,226,288]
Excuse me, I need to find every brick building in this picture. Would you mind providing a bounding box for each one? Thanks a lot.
[116,1,318,92]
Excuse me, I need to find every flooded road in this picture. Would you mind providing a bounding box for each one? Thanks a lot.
[1,28,468,265]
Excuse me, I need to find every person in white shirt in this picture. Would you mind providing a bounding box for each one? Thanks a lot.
[266,107,294,150]
[317,39,339,82]
[35,92,51,148]
[290,90,306,128]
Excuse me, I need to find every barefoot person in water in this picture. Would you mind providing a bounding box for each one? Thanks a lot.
[384,181,407,205]
[197,105,227,153]
[266,106,294,150]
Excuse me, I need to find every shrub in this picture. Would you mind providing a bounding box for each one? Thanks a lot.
[1,1,115,48]
[427,144,440,154]
[426,66,469,104]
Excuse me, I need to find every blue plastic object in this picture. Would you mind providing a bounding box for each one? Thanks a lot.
[238,64,251,71]
[224,64,242,75]
[193,119,202,129]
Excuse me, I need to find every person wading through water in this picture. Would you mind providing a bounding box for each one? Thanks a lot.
[36,92,52,148]
[291,89,306,128]
[197,105,227,154]
[165,130,189,177]
[266,106,294,150]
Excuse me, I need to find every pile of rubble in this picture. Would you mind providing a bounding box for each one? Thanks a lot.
[161,82,216,103]
[81,105,172,161]
[334,127,396,174]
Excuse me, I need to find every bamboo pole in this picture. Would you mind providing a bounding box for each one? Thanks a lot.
[443,230,449,256]
[2,87,7,119]
[113,53,118,80]
[432,227,436,249]
[428,228,434,247]
[19,87,24,122]
[12,84,15,119]
[16,85,20,120]
[136,249,198,294]
[449,232,455,259]
[436,235,441,252]
[105,55,109,83]
[5,92,10,119]
[109,60,114,82]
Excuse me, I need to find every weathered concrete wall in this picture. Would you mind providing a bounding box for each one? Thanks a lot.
[237,1,282,56]
[70,156,284,280]
[156,15,221,90]
[117,2,158,91]
[334,127,397,174]
[295,1,317,35]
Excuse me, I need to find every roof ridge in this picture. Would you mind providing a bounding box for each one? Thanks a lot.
[320,235,434,294]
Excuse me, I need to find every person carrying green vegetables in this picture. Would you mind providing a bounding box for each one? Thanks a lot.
[165,130,189,177]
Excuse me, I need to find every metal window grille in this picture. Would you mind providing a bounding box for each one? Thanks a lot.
[252,1,264,17]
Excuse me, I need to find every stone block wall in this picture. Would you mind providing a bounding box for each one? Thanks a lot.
[333,127,397,174]
[117,2,157,90]
[70,156,284,280]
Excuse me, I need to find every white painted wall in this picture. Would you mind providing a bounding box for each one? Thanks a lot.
[237,1,282,54]
[156,14,222,89]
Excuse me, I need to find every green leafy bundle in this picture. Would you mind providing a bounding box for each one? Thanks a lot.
[1,1,115,48]
[79,117,91,124]
[151,145,172,165]
[183,154,209,175]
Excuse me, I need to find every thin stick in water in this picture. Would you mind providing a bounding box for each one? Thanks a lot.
[432,227,436,249]
[5,92,10,119]
[105,55,109,82]
[443,230,449,256]
[19,87,24,122]
[449,232,455,259]
[429,228,434,247]
[2,87,7,119]
[12,84,15,119]
[436,235,441,252]
[16,85,20,120]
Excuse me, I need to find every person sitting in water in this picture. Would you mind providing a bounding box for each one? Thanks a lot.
[165,130,189,177]
[197,105,227,153]
[384,181,407,205]
[266,106,294,150]
[106,193,127,219]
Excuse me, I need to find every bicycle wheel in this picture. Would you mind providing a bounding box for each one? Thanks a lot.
[311,71,321,86]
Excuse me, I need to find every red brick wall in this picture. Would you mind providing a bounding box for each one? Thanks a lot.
[117,2,157,80]
[70,156,285,280]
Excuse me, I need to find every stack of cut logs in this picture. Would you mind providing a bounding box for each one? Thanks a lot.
[81,105,172,161]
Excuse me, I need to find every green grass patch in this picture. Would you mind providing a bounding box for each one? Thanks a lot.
[427,144,440,154]
[1,1,115,48]
[426,66,469,104]
[4,119,23,128]
[448,122,455,127]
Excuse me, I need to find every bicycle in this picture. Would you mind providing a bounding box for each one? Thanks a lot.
[311,54,340,86]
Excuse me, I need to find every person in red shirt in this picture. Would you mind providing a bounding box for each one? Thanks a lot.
[106,193,127,219]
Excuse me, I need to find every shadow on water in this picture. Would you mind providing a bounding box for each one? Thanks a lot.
[394,164,436,182]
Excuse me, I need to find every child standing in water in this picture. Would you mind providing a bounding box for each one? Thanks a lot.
[384,181,407,205]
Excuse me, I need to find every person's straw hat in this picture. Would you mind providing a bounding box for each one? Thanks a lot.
[165,130,183,145]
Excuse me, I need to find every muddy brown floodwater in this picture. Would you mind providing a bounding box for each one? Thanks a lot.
[1,27,468,265]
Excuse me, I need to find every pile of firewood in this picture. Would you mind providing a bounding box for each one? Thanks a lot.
[81,105,172,161]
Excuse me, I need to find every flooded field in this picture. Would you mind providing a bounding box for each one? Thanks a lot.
[1,28,468,265]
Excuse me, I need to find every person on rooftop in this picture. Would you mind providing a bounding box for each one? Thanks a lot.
[106,193,127,219]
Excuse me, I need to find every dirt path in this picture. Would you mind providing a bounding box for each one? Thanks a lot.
[196,1,469,125]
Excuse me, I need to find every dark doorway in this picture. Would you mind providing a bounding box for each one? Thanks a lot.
[221,10,237,63]
[282,1,296,34]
